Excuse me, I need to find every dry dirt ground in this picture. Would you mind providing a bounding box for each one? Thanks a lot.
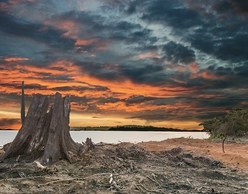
[139,138,248,171]
[0,139,248,194]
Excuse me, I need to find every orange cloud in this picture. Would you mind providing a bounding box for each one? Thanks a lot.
[188,62,199,73]
[4,57,29,62]
[0,59,196,99]
[191,70,224,80]
[134,52,161,60]
[75,38,108,51]
[189,62,225,80]
[75,39,100,46]
[44,18,109,53]
[200,71,222,80]
[0,60,208,130]
[44,19,80,39]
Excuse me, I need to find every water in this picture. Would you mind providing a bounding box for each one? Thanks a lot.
[0,130,209,146]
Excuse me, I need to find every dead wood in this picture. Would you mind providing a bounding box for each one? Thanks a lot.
[0,92,84,164]
[222,136,227,153]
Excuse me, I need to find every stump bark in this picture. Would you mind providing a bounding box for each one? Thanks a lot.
[0,92,85,164]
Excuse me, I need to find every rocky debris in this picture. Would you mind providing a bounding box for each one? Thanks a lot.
[0,143,248,194]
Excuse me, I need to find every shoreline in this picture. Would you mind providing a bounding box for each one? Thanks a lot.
[0,128,204,132]
[0,130,209,146]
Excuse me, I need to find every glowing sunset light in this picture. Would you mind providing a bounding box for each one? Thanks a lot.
[0,0,247,130]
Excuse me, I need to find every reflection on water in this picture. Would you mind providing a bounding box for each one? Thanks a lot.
[0,130,209,146]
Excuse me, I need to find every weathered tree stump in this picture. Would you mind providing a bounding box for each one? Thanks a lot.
[0,92,88,164]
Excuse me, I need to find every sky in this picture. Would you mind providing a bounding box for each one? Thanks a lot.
[0,0,248,130]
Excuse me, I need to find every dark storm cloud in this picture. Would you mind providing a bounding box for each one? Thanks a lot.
[110,21,157,44]
[0,82,47,90]
[0,31,48,61]
[75,45,98,53]
[142,0,203,29]
[147,98,177,106]
[213,0,248,15]
[128,110,170,121]
[125,95,156,105]
[185,75,248,93]
[77,57,245,89]
[213,66,233,76]
[187,87,248,109]
[194,112,226,120]
[150,94,247,111]
[196,64,248,89]
[77,60,168,85]
[189,28,248,63]
[234,64,248,77]
[50,85,109,92]
[98,97,121,104]
[121,63,165,84]
[162,41,195,64]
[0,118,20,128]
[140,0,248,64]
[40,74,74,81]
[70,95,91,104]
[133,45,158,53]
[196,98,243,109]
[0,92,21,103]
[58,11,157,44]
[232,0,248,14]
[188,6,248,63]
[69,95,122,113]
[125,96,179,111]
[78,61,122,81]
[128,109,223,122]
[127,96,248,122]
[0,11,75,50]
[128,109,196,121]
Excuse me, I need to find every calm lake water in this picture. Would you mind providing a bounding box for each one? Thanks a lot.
[0,130,209,146]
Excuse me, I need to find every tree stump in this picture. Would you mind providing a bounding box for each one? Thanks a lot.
[0,92,87,164]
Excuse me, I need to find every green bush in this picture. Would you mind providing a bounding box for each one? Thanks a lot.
[200,108,248,138]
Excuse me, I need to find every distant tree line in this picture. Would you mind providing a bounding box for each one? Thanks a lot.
[109,125,198,132]
[71,125,200,132]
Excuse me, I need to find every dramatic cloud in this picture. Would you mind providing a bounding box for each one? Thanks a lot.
[0,11,75,50]
[0,0,247,129]
[162,41,195,64]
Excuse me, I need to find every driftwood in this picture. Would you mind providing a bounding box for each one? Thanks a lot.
[0,92,91,164]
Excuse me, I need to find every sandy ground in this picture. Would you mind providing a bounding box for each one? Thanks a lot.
[139,138,248,172]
